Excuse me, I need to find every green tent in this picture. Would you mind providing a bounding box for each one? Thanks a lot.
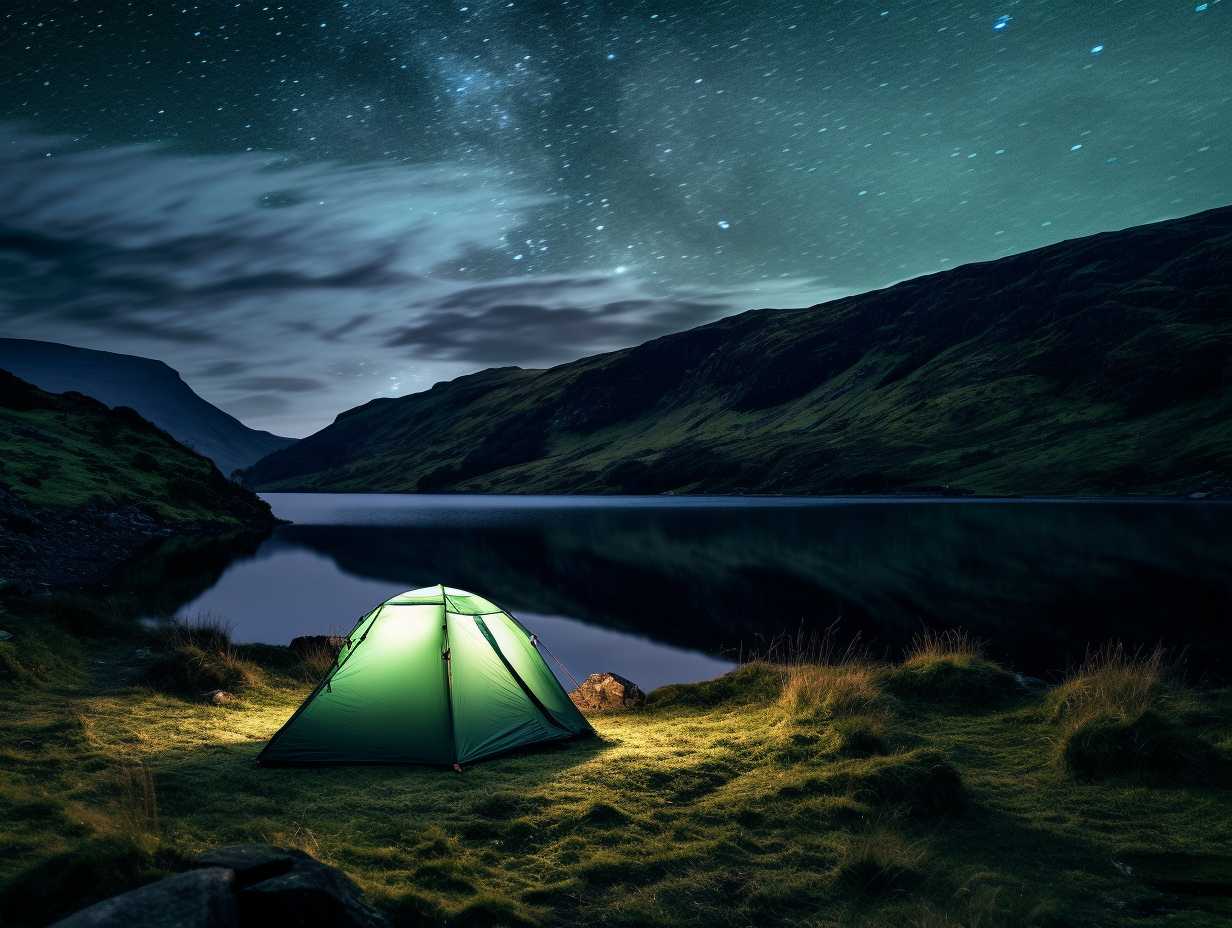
[259,585,594,767]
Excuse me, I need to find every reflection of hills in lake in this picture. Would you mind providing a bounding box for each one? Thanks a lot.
[231,497,1232,678]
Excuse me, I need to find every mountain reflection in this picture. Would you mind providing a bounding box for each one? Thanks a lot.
[136,497,1232,680]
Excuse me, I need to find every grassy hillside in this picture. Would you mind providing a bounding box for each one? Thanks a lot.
[1,600,1229,927]
[0,370,271,526]
[242,205,1232,496]
[0,370,274,587]
[0,339,295,477]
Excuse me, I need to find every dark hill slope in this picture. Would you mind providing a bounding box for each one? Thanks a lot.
[0,370,274,587]
[243,205,1232,496]
[0,339,295,477]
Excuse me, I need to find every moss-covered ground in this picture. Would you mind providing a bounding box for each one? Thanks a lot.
[1,598,1230,927]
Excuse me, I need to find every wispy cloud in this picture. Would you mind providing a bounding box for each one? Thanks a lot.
[0,126,842,435]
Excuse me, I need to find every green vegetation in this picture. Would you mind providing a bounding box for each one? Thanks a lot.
[0,369,271,527]
[1049,645,1230,786]
[1,595,1230,927]
[142,616,264,699]
[242,206,1232,497]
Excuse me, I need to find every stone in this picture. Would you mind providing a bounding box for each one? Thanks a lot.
[51,867,238,928]
[195,844,303,882]
[569,672,646,711]
[193,844,389,928]
[289,635,346,658]
[241,866,389,928]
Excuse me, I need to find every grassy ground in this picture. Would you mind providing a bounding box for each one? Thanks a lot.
[1,600,1230,927]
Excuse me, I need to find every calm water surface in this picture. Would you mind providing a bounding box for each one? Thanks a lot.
[155,494,1232,689]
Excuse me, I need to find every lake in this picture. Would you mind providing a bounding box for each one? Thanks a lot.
[146,494,1232,690]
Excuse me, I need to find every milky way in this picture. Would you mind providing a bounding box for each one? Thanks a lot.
[1,1,1228,434]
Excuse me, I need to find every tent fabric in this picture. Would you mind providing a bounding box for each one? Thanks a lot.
[258,585,594,766]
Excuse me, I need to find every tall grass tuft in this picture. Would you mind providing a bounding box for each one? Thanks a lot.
[771,624,886,721]
[886,628,1019,706]
[781,664,884,720]
[1048,642,1166,728]
[1050,643,1224,784]
[903,628,983,665]
[297,641,339,682]
[164,613,234,654]
[144,613,261,699]
[112,763,159,848]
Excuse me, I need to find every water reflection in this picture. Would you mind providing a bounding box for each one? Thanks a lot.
[147,494,1232,684]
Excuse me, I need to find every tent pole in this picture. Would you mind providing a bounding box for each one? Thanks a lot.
[439,585,460,768]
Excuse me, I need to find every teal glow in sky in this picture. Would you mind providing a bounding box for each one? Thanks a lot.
[1,0,1229,434]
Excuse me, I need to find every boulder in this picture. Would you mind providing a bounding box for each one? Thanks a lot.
[289,635,346,658]
[51,845,388,928]
[569,672,646,711]
[51,867,238,928]
[195,844,303,884]
[194,844,389,928]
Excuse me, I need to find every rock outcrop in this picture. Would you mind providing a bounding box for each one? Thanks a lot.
[51,845,388,928]
[51,868,238,928]
[569,672,646,710]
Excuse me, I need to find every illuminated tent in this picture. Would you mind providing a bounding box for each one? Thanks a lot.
[258,585,593,766]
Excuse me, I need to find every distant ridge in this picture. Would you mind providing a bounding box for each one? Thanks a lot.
[0,338,295,476]
[242,205,1232,497]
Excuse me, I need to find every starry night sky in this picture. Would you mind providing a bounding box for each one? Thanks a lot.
[1,0,1228,435]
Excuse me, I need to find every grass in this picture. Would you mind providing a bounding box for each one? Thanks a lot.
[1049,643,1167,729]
[885,630,1021,706]
[1049,645,1227,785]
[1,602,1230,927]
[0,370,270,527]
[142,615,264,700]
[294,640,340,682]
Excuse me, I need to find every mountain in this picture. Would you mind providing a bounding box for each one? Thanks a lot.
[0,370,275,588]
[242,205,1232,497]
[0,339,295,477]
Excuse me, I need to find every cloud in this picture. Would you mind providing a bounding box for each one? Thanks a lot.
[0,125,844,434]
[227,376,327,393]
[385,290,731,365]
[225,394,292,418]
